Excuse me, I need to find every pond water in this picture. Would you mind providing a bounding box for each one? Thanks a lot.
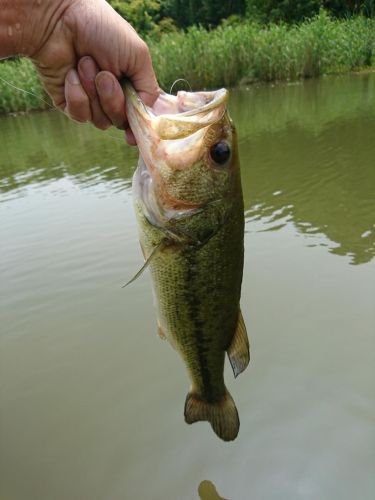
[0,74,374,500]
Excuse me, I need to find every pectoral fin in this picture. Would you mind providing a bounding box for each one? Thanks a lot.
[122,239,167,288]
[227,310,250,378]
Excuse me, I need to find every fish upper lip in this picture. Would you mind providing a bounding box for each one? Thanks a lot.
[124,82,228,121]
[125,83,229,143]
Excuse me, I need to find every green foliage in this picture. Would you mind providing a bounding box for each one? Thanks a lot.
[246,0,322,23]
[108,0,164,37]
[324,0,375,17]
[150,12,375,89]
[197,0,247,28]
[150,16,177,39]
[108,0,180,37]
[246,1,375,23]
[0,59,50,114]
[106,1,375,36]
[108,0,246,32]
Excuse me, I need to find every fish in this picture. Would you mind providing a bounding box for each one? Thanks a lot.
[123,82,249,441]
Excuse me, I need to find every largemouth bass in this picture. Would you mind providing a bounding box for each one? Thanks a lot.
[124,82,249,441]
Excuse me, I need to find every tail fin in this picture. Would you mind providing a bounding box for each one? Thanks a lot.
[184,389,239,442]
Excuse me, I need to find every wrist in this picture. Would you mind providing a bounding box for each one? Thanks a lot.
[0,0,73,58]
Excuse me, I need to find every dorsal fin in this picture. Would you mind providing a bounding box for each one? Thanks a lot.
[227,309,250,378]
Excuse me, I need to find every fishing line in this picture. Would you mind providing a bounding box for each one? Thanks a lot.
[0,75,54,109]
[169,78,192,95]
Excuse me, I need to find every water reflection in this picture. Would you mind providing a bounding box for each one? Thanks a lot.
[198,480,228,500]
[0,74,374,264]
[234,75,375,265]
[0,111,137,195]
[241,115,375,264]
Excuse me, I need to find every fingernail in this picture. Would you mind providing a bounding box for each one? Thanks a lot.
[67,69,80,85]
[79,57,96,81]
[97,74,114,96]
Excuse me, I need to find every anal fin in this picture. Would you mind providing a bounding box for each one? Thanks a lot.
[157,321,166,340]
[227,309,250,378]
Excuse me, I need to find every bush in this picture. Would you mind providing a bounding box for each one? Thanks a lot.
[246,1,375,23]
[246,0,322,24]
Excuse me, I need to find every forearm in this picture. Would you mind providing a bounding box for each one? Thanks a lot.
[0,0,72,58]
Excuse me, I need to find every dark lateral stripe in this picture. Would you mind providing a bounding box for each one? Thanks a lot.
[185,250,214,401]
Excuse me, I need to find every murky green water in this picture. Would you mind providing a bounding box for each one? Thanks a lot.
[1,74,374,500]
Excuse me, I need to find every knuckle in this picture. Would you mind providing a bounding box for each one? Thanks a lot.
[66,111,87,123]
[68,91,89,109]
[98,92,125,124]
[91,102,113,129]
[137,40,150,62]
[65,93,91,123]
[93,118,111,130]
[105,105,124,126]
[66,102,90,122]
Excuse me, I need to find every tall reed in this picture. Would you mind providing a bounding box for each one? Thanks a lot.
[150,12,375,90]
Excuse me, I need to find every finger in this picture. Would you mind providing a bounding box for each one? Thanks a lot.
[64,69,91,123]
[125,127,137,146]
[128,40,160,108]
[95,71,127,129]
[77,56,111,130]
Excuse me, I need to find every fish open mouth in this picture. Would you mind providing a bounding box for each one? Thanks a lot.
[151,87,228,117]
[124,83,228,141]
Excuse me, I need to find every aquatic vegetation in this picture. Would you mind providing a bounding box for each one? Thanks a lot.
[151,12,375,89]
[0,12,374,113]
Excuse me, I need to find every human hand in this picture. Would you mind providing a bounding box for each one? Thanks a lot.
[25,0,159,143]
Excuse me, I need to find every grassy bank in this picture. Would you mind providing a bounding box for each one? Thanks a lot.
[0,59,50,114]
[1,12,374,114]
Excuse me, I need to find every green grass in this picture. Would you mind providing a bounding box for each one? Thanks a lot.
[0,12,374,113]
[0,58,50,114]
[150,12,375,89]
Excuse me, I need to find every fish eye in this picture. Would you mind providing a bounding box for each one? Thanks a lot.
[210,141,231,166]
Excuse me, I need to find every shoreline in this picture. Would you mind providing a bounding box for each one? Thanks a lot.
[1,69,374,118]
